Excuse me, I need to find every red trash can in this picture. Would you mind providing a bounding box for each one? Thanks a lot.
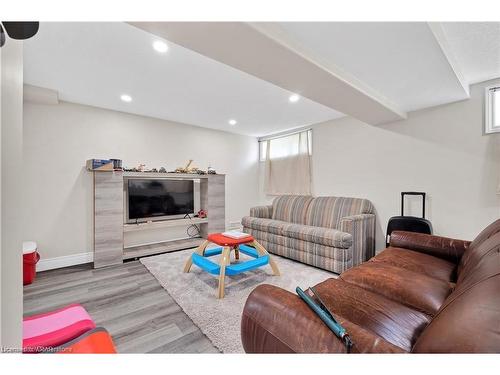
[23,241,40,286]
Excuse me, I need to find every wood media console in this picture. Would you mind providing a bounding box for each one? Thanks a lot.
[92,171,225,268]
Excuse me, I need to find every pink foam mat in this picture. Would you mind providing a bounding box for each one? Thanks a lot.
[23,304,96,352]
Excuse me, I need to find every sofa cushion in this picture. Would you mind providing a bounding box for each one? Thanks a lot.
[455,231,500,289]
[340,262,453,316]
[458,220,500,281]
[371,247,456,282]
[314,278,431,351]
[283,224,352,248]
[305,196,374,229]
[412,221,500,353]
[241,284,406,353]
[252,234,352,273]
[271,195,313,224]
[412,273,500,353]
[241,217,290,236]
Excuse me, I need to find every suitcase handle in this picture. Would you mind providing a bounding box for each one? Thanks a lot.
[401,192,426,218]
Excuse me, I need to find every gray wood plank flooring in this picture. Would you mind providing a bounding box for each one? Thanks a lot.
[23,261,220,353]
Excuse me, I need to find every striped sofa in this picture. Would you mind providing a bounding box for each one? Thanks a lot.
[242,195,375,273]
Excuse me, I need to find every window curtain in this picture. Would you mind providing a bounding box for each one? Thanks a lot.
[264,130,312,195]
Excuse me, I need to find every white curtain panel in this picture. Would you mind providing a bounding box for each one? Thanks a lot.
[264,130,312,195]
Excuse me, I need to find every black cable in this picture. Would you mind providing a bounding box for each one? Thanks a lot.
[187,224,201,238]
[185,212,201,238]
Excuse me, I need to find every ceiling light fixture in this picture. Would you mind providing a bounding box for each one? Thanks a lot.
[289,93,300,103]
[153,40,169,53]
[228,119,237,126]
[120,94,132,103]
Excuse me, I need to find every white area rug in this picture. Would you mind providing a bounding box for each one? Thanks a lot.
[140,248,336,353]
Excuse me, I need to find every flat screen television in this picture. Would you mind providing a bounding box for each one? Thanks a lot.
[126,178,195,223]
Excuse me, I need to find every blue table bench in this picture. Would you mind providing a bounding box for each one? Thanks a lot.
[183,234,280,298]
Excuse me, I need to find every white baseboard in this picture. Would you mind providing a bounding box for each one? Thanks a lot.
[37,252,94,272]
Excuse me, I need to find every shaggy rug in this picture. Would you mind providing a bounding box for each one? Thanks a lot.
[140,247,336,353]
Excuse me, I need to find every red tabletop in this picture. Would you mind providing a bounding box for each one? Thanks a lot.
[207,233,254,247]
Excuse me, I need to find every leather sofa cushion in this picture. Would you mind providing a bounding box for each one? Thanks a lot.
[241,284,405,353]
[455,231,500,290]
[340,262,453,316]
[314,278,431,351]
[457,231,500,284]
[457,218,500,277]
[390,231,469,264]
[413,219,500,353]
[370,247,456,282]
[412,274,500,353]
[283,224,352,248]
[304,196,374,229]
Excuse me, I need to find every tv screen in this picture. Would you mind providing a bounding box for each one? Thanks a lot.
[127,179,194,221]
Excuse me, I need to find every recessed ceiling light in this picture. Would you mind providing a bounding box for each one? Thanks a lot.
[153,40,169,53]
[120,94,132,103]
[289,94,300,103]
[228,119,237,126]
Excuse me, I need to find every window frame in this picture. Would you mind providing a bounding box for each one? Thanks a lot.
[259,129,312,162]
[485,85,500,135]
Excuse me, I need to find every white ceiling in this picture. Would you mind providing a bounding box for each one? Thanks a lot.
[440,22,500,84]
[23,22,500,137]
[23,22,343,137]
[132,21,408,125]
[269,22,472,112]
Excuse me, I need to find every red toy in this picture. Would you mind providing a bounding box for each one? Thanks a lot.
[197,209,207,218]
[58,327,117,354]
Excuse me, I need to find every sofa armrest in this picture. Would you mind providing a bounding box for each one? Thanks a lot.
[339,214,376,268]
[249,205,273,219]
[390,231,470,264]
[241,284,405,353]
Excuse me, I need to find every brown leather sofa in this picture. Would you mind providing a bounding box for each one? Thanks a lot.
[241,219,500,353]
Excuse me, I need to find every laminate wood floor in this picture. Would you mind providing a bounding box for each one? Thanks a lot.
[23,260,220,353]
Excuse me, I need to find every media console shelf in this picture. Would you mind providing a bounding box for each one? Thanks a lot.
[123,217,209,233]
[92,171,225,268]
[123,238,205,260]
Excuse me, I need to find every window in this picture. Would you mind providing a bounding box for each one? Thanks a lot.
[259,129,312,161]
[485,85,500,134]
[261,129,312,195]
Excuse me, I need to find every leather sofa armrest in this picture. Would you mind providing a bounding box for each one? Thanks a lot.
[249,205,273,219]
[241,284,346,353]
[390,231,470,264]
[241,284,405,353]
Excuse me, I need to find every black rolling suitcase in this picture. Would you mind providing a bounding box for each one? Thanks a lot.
[386,192,433,247]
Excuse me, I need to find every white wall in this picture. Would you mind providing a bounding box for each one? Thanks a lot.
[23,101,260,263]
[23,79,500,265]
[1,40,23,349]
[260,79,500,250]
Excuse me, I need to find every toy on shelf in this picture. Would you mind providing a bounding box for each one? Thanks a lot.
[110,159,123,171]
[86,159,114,172]
[196,209,207,219]
[207,163,217,174]
[175,159,201,174]
[121,161,217,174]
